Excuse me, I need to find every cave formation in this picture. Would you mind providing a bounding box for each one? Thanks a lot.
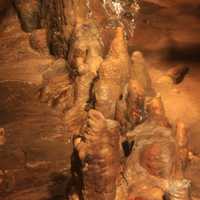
[0,0,200,200]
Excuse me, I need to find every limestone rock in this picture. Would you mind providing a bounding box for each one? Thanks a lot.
[65,21,103,135]
[95,26,131,119]
[131,51,154,95]
[116,80,147,133]
[39,59,75,112]
[126,80,146,127]
[74,110,121,200]
[146,95,170,127]
[39,74,74,112]
[124,120,176,200]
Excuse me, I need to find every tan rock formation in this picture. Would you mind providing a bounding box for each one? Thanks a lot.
[13,0,41,32]
[65,21,103,135]
[131,51,153,95]
[123,116,176,200]
[39,59,74,112]
[95,26,131,119]
[29,29,49,54]
[146,95,170,127]
[0,128,6,145]
[74,110,121,200]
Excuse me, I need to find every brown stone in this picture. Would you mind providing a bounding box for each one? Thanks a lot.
[0,128,6,145]
[74,110,121,200]
[13,0,41,32]
[167,66,189,84]
[94,26,131,119]
[131,51,154,95]
[29,29,49,53]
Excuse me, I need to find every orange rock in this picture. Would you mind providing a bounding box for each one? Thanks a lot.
[30,29,49,54]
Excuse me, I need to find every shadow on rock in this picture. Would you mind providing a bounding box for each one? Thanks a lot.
[47,170,72,200]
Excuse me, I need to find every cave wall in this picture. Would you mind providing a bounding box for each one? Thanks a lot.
[0,0,200,199]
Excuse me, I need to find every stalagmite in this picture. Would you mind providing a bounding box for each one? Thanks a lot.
[73,109,121,200]
[131,51,154,95]
[146,95,170,127]
[65,21,103,135]
[3,1,194,199]
[126,80,146,127]
[94,26,131,119]
[166,121,191,200]
[115,80,146,134]
[175,121,189,174]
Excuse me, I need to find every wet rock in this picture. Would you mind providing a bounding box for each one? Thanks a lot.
[41,0,89,58]
[39,59,75,112]
[116,80,146,133]
[3,185,50,200]
[40,0,68,57]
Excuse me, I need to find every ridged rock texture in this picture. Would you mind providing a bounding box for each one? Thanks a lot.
[74,110,121,200]
[94,26,131,119]
[65,21,103,135]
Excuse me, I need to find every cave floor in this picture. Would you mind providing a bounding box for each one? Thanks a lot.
[0,3,200,200]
